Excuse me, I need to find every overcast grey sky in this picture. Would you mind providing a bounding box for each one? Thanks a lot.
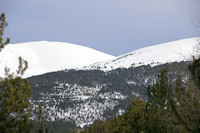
[1,0,200,56]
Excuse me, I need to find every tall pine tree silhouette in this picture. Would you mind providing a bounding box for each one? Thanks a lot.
[0,13,32,133]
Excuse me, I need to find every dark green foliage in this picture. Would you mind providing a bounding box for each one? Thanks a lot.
[145,67,171,132]
[147,67,172,110]
[33,104,49,133]
[0,72,32,133]
[38,104,44,133]
[81,99,146,133]
[118,99,146,133]
[189,58,200,89]
[44,120,76,133]
[168,58,200,132]
[0,13,10,51]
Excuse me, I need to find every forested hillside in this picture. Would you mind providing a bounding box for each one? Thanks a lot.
[27,61,191,132]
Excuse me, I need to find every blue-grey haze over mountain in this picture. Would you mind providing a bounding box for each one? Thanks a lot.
[1,0,200,56]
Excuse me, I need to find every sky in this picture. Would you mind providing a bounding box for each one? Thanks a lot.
[0,0,200,56]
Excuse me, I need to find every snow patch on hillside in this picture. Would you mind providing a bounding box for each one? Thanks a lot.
[30,83,127,128]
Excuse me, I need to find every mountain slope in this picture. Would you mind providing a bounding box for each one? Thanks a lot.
[0,41,115,77]
[85,38,199,71]
[29,61,191,129]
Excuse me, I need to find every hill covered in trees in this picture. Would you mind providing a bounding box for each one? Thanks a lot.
[81,58,200,133]
[27,61,191,132]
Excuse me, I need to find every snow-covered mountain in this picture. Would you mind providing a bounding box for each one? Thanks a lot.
[1,38,199,78]
[84,37,200,71]
[0,41,115,77]
[26,38,199,129]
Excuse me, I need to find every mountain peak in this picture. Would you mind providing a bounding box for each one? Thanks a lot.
[84,37,200,71]
[0,41,115,77]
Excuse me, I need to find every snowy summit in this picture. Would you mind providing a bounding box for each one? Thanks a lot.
[85,37,200,71]
[0,41,115,77]
[0,38,199,78]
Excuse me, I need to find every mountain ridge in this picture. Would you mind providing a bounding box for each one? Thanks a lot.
[84,37,200,71]
[0,37,199,78]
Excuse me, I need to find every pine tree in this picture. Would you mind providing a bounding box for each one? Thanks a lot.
[0,72,32,133]
[169,59,200,132]
[145,66,172,132]
[121,99,146,133]
[147,66,172,110]
[0,13,32,133]
[37,104,44,133]
[0,57,32,132]
[0,13,10,51]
